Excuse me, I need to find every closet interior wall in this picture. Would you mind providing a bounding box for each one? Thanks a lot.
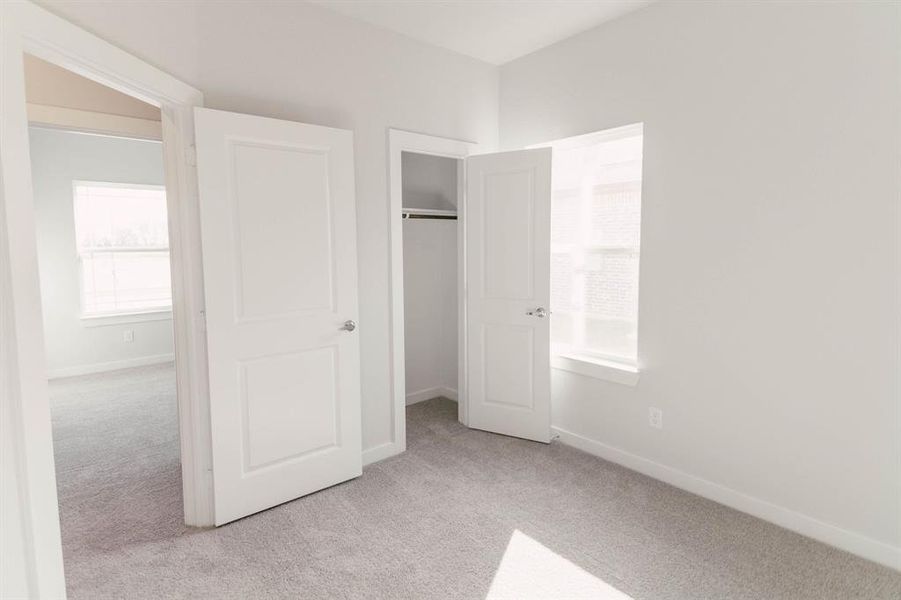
[401,152,459,404]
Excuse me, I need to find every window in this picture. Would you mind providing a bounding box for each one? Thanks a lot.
[545,124,643,373]
[73,182,172,317]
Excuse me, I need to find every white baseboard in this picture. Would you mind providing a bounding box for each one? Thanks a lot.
[405,385,458,405]
[47,353,174,379]
[362,441,402,467]
[552,426,901,571]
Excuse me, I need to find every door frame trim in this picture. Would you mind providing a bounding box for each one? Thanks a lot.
[1,3,211,594]
[380,128,477,465]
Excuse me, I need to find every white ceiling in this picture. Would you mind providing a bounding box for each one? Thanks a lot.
[310,1,654,65]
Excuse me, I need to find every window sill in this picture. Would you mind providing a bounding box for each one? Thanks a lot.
[81,310,173,328]
[551,353,640,387]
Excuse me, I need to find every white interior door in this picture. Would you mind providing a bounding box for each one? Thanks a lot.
[194,108,362,525]
[465,148,552,443]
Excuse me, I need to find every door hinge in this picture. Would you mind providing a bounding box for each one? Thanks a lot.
[186,145,197,166]
[198,309,206,332]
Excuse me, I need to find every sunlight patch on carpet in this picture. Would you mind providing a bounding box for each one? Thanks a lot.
[486,530,633,600]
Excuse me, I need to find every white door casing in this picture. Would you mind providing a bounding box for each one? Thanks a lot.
[194,108,362,525]
[465,148,552,443]
[2,2,208,594]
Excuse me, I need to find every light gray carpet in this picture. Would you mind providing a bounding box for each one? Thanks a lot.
[50,364,900,599]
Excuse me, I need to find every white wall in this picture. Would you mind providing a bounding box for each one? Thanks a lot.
[29,127,174,377]
[402,220,458,402]
[500,1,900,566]
[35,0,499,452]
[402,155,459,402]
[402,152,458,211]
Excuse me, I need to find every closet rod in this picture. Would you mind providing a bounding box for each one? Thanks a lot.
[401,213,457,220]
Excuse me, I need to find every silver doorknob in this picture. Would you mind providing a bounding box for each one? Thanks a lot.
[526,307,548,318]
[340,319,357,332]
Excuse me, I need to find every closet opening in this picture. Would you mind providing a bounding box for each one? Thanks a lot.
[20,52,192,581]
[386,129,476,462]
[400,151,463,426]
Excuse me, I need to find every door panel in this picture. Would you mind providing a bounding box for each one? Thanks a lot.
[484,324,534,409]
[194,108,361,525]
[231,142,334,318]
[466,148,552,443]
[241,348,337,470]
[483,170,535,300]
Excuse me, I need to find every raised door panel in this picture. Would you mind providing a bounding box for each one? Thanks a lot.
[240,348,338,471]
[483,324,534,410]
[230,141,334,320]
[482,170,534,300]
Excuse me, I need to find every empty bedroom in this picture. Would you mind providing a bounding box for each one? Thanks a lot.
[1,1,899,599]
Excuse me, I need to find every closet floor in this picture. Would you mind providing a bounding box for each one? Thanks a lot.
[51,366,899,599]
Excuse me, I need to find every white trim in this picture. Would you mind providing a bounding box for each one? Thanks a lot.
[361,441,399,467]
[405,386,459,406]
[384,128,479,466]
[527,122,644,151]
[73,179,165,191]
[27,103,162,140]
[47,353,174,379]
[551,353,640,387]
[552,426,901,571]
[81,309,173,327]
[1,2,209,595]
[455,157,467,426]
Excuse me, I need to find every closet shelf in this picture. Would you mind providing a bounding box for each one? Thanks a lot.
[401,207,457,220]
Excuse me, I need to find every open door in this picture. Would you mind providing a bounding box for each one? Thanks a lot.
[465,148,552,443]
[194,108,362,525]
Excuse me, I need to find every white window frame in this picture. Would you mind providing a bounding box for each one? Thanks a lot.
[534,123,643,386]
[72,180,173,321]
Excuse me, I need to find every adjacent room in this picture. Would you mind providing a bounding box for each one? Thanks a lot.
[22,54,184,585]
[2,1,899,599]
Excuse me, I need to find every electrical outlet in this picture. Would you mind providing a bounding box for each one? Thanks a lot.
[648,407,663,429]
[123,330,135,343]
